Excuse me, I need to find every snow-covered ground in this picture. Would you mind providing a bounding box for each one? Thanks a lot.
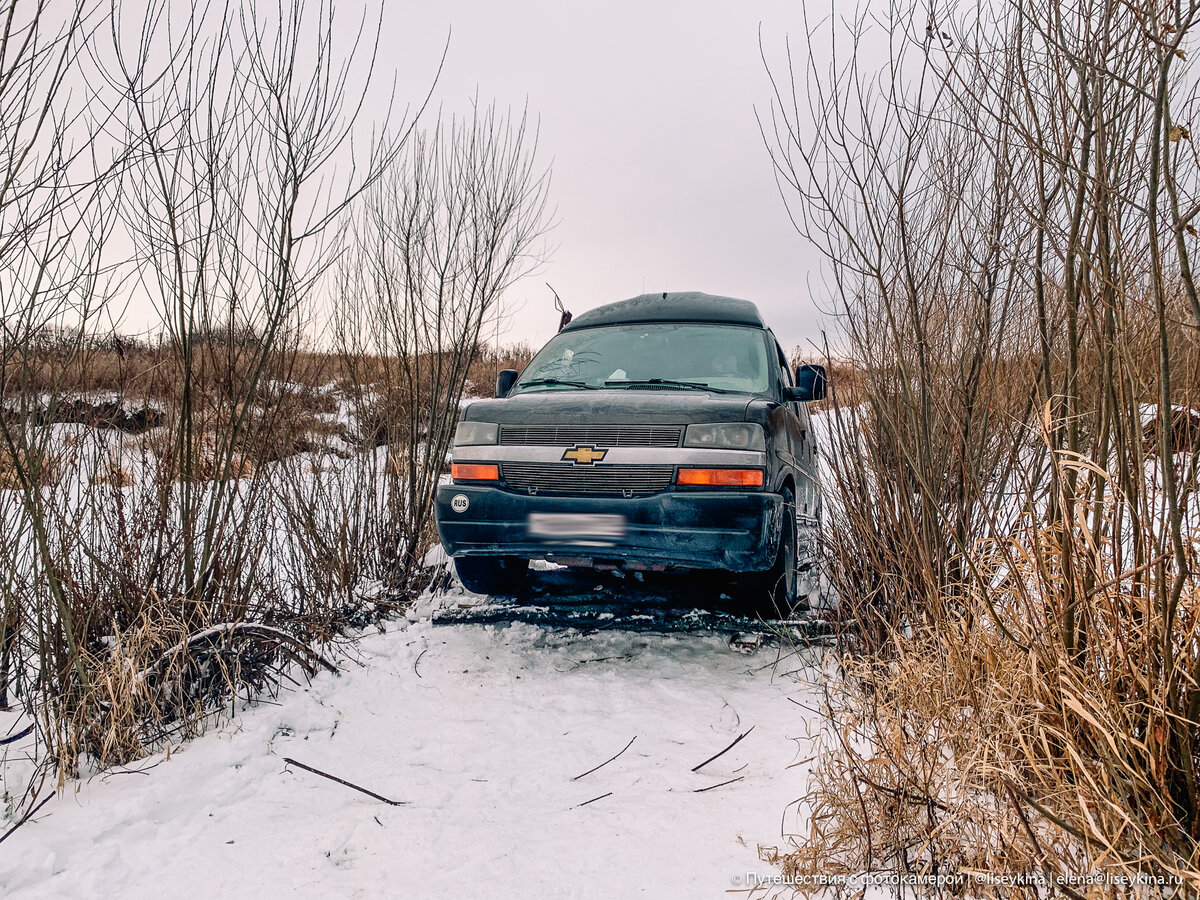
[0,586,825,899]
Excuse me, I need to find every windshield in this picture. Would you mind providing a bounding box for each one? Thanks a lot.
[512,323,772,394]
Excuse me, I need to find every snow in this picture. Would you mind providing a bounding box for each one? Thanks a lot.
[0,591,825,899]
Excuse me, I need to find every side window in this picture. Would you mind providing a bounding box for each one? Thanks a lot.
[778,340,813,455]
[775,341,792,389]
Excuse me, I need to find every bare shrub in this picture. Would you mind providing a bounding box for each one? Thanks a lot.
[322,102,552,592]
[0,0,122,810]
[764,0,1200,887]
[0,0,440,818]
[1,20,553,821]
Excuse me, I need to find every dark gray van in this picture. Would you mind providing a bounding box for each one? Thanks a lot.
[434,292,826,616]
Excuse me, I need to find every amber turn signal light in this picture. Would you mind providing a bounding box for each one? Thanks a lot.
[451,463,500,481]
[675,467,764,487]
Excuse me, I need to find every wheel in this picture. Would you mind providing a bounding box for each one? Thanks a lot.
[454,556,529,595]
[733,489,797,620]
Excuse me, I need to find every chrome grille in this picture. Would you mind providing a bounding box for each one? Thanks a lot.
[499,425,682,448]
[502,463,675,495]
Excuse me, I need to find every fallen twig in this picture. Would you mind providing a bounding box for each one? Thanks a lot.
[0,723,34,746]
[568,654,634,671]
[693,776,745,793]
[692,726,754,772]
[413,647,428,679]
[0,794,52,847]
[573,735,636,781]
[100,760,164,782]
[575,791,613,808]
[786,695,821,715]
[283,757,407,806]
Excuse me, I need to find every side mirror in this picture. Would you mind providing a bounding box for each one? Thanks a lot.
[788,364,827,403]
[495,369,518,398]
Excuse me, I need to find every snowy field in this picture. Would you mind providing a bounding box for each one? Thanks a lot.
[0,579,826,899]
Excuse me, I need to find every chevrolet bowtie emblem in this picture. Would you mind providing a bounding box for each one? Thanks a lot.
[561,444,608,465]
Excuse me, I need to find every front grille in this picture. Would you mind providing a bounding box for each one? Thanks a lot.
[502,463,675,495]
[499,425,682,448]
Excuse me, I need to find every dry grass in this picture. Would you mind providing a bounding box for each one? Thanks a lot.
[62,609,335,772]
[0,444,59,490]
[467,341,535,397]
[13,333,341,404]
[788,529,1200,896]
[92,460,133,487]
[6,335,533,470]
[13,334,535,402]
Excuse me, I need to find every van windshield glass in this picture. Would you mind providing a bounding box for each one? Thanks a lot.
[512,324,771,394]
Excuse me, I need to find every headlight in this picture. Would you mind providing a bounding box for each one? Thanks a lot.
[683,423,765,451]
[454,421,499,446]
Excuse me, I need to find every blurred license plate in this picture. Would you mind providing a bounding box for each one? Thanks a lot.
[527,513,626,539]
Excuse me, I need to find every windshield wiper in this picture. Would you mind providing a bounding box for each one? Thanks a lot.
[604,378,732,394]
[515,377,599,391]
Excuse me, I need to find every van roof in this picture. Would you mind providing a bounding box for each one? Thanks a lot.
[561,292,766,331]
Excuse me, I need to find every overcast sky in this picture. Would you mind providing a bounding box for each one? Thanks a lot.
[379,0,829,354]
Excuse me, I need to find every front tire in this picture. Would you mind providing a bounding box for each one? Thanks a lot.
[454,556,529,595]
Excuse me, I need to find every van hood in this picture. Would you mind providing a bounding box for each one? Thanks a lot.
[462,389,769,426]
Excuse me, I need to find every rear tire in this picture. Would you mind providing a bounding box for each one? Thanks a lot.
[454,556,529,595]
[733,489,797,620]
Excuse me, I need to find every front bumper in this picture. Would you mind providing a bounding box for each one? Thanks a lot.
[435,484,782,573]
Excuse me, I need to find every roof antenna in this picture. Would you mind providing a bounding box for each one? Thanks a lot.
[548,283,572,331]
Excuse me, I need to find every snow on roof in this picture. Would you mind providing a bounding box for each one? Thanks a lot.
[561,292,766,331]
